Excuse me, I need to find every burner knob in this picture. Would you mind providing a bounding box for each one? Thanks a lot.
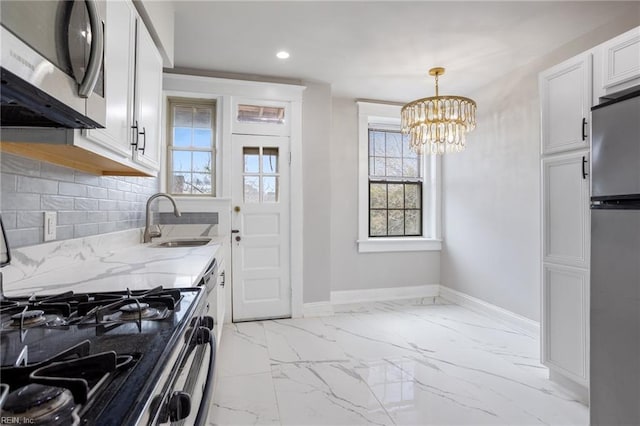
[169,391,191,421]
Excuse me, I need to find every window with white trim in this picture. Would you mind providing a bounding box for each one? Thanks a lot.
[357,102,441,253]
[369,128,422,237]
[167,98,216,195]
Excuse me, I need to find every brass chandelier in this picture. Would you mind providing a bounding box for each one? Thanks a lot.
[401,67,477,154]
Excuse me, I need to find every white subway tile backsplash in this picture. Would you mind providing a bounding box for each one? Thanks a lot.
[59,182,88,197]
[1,174,17,192]
[17,176,59,194]
[87,187,108,199]
[16,212,43,228]
[40,162,75,182]
[1,153,158,249]
[6,228,40,247]
[41,195,75,210]
[58,211,88,226]
[74,198,100,211]
[74,223,100,238]
[2,193,40,210]
[2,212,17,229]
[1,154,40,176]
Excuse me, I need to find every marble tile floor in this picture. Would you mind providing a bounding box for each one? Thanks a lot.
[208,298,588,426]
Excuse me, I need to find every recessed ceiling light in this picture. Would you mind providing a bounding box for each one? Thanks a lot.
[276,51,290,59]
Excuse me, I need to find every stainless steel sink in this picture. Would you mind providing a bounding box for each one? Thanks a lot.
[151,238,212,248]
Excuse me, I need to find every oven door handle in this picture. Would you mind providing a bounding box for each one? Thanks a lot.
[195,328,216,426]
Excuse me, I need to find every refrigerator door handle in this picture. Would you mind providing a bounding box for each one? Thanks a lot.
[582,155,589,180]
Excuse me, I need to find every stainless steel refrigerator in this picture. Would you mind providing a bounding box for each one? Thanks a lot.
[590,89,640,425]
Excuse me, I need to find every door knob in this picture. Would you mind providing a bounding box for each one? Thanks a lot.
[235,236,241,242]
[234,206,241,212]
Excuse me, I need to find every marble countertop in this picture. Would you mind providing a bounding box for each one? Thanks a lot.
[2,237,221,296]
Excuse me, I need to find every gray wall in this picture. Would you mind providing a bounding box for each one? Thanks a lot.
[302,82,333,303]
[440,13,640,322]
[330,98,441,293]
[1,153,159,248]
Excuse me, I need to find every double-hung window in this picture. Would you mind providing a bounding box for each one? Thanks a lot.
[357,101,441,252]
[167,98,216,195]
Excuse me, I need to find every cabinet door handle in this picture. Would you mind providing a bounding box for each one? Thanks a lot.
[131,121,139,148]
[582,118,587,141]
[582,156,588,180]
[138,127,147,155]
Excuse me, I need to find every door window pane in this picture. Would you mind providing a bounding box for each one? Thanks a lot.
[244,176,260,203]
[263,148,279,173]
[263,176,278,202]
[244,148,260,173]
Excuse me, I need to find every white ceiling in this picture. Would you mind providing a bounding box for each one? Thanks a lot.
[172,1,638,102]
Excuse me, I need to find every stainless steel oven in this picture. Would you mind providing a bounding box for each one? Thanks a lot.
[0,0,106,128]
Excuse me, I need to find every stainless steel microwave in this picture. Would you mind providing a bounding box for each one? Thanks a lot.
[0,0,106,128]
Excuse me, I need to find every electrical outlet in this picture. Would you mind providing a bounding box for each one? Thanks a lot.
[43,211,57,242]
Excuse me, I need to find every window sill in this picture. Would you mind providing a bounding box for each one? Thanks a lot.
[357,237,442,253]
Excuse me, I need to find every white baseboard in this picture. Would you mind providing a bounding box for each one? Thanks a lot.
[438,285,540,338]
[549,370,589,405]
[331,284,440,305]
[302,301,334,318]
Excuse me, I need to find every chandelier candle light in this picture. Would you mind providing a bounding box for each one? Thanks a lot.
[401,67,477,154]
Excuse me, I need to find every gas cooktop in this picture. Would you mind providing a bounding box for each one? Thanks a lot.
[0,285,207,425]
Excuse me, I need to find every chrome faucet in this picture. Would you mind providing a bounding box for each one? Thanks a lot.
[143,193,181,243]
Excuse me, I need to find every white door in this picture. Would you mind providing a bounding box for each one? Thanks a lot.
[231,135,291,321]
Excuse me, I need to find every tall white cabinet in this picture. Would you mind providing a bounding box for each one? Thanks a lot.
[539,52,593,397]
[539,25,640,400]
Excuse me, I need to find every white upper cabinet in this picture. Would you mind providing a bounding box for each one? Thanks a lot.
[84,0,136,159]
[132,19,163,171]
[600,27,640,90]
[539,52,592,155]
[594,26,640,101]
[83,0,162,175]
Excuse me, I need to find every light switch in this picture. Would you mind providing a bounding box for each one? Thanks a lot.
[43,211,57,241]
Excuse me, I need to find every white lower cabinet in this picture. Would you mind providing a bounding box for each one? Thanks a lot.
[542,263,589,386]
[215,257,226,349]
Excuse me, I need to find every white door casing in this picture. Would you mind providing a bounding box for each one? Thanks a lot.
[231,135,291,321]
